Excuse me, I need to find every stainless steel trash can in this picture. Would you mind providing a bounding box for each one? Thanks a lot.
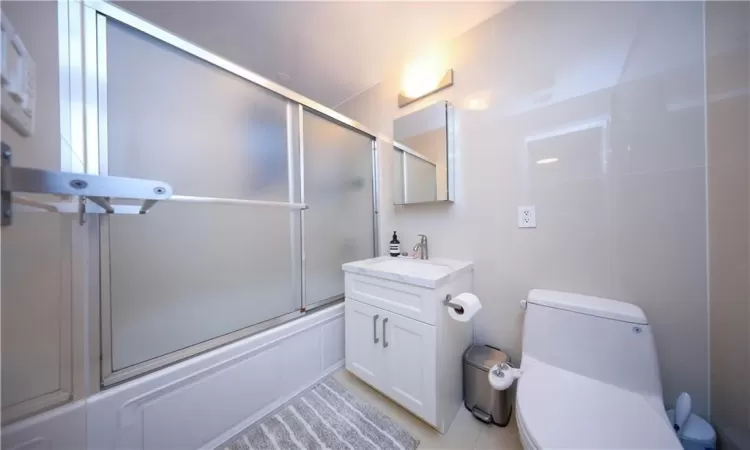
[463,345,513,426]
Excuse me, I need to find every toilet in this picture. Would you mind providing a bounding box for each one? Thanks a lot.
[515,289,682,449]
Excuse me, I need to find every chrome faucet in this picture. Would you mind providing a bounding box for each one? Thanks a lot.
[412,234,429,260]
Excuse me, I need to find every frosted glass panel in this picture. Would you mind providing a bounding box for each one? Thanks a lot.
[108,203,298,370]
[303,111,374,303]
[105,21,299,371]
[106,20,289,201]
[404,153,437,203]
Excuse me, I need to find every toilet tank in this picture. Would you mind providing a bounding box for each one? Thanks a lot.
[521,290,663,399]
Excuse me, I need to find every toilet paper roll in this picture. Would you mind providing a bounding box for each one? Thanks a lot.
[488,364,523,391]
[447,293,482,322]
[488,366,514,391]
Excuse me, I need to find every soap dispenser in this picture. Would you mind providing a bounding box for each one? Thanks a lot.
[390,231,401,257]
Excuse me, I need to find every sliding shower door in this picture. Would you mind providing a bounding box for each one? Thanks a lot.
[102,20,301,379]
[95,13,377,384]
[302,111,375,307]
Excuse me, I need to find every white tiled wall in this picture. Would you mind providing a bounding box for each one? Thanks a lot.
[706,1,750,447]
[338,1,710,415]
[1,0,76,424]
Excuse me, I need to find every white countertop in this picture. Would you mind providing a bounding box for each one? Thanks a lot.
[342,256,474,289]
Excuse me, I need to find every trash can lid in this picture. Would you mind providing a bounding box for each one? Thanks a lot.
[464,345,509,372]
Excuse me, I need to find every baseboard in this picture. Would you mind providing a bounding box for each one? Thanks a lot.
[199,360,345,450]
[2,399,86,450]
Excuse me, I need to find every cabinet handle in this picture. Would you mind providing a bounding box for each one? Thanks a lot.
[373,314,379,344]
[382,317,389,348]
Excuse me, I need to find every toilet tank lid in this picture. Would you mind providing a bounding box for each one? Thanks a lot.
[527,289,648,324]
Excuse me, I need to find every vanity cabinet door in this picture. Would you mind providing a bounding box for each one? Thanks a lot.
[381,311,437,425]
[345,298,384,387]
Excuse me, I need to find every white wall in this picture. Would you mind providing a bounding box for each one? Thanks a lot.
[706,1,750,448]
[2,305,345,450]
[338,1,709,415]
[1,0,78,423]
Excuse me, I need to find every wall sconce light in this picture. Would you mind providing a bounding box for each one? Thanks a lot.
[398,68,454,108]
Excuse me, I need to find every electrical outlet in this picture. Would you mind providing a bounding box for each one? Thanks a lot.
[518,205,536,228]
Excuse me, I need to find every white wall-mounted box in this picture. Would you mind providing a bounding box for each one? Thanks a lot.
[1,12,35,137]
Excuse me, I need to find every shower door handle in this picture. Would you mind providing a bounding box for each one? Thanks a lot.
[382,318,389,348]
[373,314,379,344]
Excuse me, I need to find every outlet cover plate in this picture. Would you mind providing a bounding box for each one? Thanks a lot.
[518,205,536,228]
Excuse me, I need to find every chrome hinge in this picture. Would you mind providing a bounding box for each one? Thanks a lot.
[1,142,173,226]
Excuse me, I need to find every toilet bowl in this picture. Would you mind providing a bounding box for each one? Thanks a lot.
[515,290,681,449]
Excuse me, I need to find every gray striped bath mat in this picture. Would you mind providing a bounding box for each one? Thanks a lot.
[217,376,419,450]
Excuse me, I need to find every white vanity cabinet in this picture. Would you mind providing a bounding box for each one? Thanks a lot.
[345,299,438,422]
[342,257,474,433]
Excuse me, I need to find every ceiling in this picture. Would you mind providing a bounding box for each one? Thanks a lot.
[115,1,508,107]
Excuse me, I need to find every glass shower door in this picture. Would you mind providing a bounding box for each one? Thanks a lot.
[102,20,301,381]
[302,110,375,307]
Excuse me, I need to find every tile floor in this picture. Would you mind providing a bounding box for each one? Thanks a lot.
[332,369,522,450]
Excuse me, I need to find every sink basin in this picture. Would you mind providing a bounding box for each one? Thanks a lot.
[369,258,453,277]
[342,256,473,288]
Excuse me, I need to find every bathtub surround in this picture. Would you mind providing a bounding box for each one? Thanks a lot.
[3,305,345,450]
[338,1,711,415]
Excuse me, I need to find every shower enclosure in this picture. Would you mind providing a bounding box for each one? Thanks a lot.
[96,4,378,385]
[2,0,379,423]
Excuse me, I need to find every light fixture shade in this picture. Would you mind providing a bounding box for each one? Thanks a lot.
[398,69,454,108]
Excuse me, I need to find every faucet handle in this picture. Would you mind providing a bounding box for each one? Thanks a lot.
[417,234,427,242]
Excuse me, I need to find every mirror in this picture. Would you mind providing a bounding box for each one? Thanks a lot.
[392,101,454,204]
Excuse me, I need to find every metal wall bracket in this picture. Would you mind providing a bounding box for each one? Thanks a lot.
[78,197,87,225]
[1,142,173,226]
[444,294,465,314]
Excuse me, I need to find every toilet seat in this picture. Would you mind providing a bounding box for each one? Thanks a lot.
[515,360,681,449]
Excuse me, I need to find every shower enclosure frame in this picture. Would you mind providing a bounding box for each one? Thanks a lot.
[78,1,380,387]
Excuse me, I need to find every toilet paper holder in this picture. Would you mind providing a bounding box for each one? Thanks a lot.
[444,294,465,314]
